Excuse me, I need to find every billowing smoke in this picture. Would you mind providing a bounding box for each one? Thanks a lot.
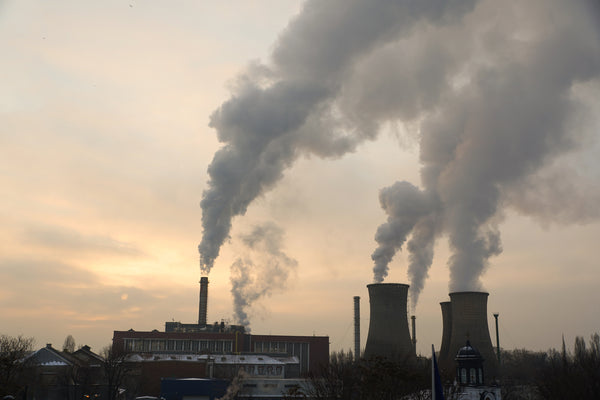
[370,0,600,300]
[199,0,600,306]
[230,223,297,329]
[198,0,481,274]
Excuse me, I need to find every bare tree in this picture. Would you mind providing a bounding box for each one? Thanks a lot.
[101,345,135,400]
[0,334,35,397]
[308,350,429,400]
[62,335,76,353]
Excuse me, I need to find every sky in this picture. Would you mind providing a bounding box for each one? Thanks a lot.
[1,0,600,357]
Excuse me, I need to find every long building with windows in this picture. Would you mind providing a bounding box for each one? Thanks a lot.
[112,327,328,375]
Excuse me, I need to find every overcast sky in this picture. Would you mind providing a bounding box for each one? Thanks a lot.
[2,0,600,356]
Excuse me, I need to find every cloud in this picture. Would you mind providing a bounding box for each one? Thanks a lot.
[21,224,143,257]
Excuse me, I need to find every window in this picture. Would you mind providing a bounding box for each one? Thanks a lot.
[470,368,477,384]
[124,339,134,351]
[461,368,467,384]
[151,340,166,351]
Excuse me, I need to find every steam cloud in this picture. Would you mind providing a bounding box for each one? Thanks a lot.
[200,0,600,306]
[370,0,600,303]
[230,223,297,329]
[198,0,481,274]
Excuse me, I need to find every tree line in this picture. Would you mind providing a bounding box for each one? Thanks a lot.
[310,333,600,400]
[3,332,600,399]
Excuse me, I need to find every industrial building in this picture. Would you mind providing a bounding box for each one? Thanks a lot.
[112,329,328,376]
[110,274,503,398]
[111,276,329,397]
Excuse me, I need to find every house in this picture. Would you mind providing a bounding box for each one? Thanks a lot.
[21,344,108,400]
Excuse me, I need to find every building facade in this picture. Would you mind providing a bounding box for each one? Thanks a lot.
[113,330,329,375]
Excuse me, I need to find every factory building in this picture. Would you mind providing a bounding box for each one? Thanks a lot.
[112,329,328,376]
[112,277,327,377]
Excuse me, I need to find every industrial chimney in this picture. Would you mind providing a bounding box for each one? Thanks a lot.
[354,296,360,361]
[411,315,416,353]
[198,276,208,326]
[439,292,498,381]
[364,283,415,361]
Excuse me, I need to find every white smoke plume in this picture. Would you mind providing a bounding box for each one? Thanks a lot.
[199,0,600,306]
[371,0,600,300]
[230,223,297,329]
[198,0,481,274]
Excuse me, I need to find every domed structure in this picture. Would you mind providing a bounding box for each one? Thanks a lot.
[451,340,502,400]
[455,341,485,386]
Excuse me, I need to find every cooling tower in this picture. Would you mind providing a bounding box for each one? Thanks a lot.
[364,283,415,361]
[439,301,452,362]
[440,292,498,381]
[198,276,208,326]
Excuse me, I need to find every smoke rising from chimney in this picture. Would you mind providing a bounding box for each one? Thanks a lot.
[199,0,600,306]
[369,0,600,303]
[198,0,482,274]
[230,223,297,329]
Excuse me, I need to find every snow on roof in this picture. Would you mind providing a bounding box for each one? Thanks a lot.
[123,353,290,365]
[215,354,285,365]
[39,361,69,366]
[24,346,73,367]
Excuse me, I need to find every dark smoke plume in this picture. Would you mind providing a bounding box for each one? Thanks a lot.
[230,223,297,329]
[200,0,600,308]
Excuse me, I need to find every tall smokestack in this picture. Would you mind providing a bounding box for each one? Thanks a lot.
[439,301,452,363]
[364,283,415,361]
[198,276,208,326]
[354,296,360,361]
[440,292,498,381]
[411,315,417,353]
[493,312,500,365]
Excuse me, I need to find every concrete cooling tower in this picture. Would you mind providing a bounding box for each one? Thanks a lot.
[439,292,498,381]
[364,283,415,361]
[438,301,452,362]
